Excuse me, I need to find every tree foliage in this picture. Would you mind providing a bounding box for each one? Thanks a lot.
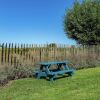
[64,0,100,45]
[47,43,57,48]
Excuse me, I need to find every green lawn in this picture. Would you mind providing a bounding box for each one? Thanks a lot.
[0,67,100,100]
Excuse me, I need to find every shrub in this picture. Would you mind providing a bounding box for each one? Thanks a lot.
[0,64,34,86]
[0,67,8,86]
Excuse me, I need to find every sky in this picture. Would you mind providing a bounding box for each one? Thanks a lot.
[0,0,78,45]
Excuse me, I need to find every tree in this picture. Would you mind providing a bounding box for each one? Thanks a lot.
[64,0,100,45]
[47,43,57,48]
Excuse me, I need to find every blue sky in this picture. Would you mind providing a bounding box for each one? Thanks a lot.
[0,0,78,45]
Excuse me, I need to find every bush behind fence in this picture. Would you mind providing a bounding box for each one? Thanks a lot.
[0,43,100,69]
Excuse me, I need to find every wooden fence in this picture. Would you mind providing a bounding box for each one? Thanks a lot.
[0,43,100,68]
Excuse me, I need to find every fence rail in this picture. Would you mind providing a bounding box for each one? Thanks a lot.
[0,43,100,69]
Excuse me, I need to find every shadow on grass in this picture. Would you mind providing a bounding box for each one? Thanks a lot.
[33,74,71,81]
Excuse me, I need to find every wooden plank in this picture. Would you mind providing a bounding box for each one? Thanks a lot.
[11,43,13,65]
[14,43,17,67]
[8,43,10,64]
[1,43,4,64]
[5,43,7,63]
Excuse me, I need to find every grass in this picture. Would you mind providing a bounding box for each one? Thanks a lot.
[0,67,100,100]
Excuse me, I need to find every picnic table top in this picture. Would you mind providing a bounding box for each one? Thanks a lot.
[39,61,69,66]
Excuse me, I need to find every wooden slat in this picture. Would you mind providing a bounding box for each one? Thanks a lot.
[8,43,11,64]
[11,43,13,65]
[5,43,7,63]
[1,43,4,64]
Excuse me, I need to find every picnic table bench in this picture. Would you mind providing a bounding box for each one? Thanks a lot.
[34,61,74,81]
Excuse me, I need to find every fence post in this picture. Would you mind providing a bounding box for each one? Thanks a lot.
[14,43,17,67]
[11,43,13,65]
[40,45,41,62]
[20,44,23,56]
[31,44,34,64]
[1,43,4,64]
[23,44,25,56]
[28,44,31,65]
[8,43,10,64]
[18,43,20,55]
[5,43,7,63]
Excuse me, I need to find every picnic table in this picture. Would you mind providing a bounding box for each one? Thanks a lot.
[34,61,74,81]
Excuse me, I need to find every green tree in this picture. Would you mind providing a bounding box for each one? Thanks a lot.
[47,43,57,48]
[64,0,100,45]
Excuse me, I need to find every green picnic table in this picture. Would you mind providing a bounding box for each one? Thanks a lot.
[34,61,74,81]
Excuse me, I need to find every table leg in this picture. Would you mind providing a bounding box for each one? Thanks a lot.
[49,75,55,81]
[37,74,41,79]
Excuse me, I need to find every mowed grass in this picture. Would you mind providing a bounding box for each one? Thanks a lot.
[0,67,100,100]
